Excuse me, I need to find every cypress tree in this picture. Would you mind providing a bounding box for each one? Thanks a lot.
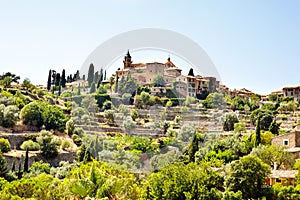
[77,83,81,95]
[99,68,103,83]
[114,76,119,93]
[61,69,66,88]
[90,82,96,93]
[188,68,194,77]
[47,69,52,91]
[11,160,15,172]
[82,74,85,81]
[255,117,261,147]
[55,73,61,86]
[17,161,22,179]
[87,63,95,86]
[24,149,29,173]
[104,70,107,80]
[83,148,92,164]
[58,84,62,96]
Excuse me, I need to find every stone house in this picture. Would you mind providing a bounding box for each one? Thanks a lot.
[283,86,300,102]
[267,170,298,186]
[271,131,300,158]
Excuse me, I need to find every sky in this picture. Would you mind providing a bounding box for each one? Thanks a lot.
[0,0,299,95]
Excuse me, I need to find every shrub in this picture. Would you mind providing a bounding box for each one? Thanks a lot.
[20,140,40,151]
[104,110,115,123]
[66,119,75,135]
[0,138,11,153]
[61,140,71,150]
[131,109,139,121]
[223,113,239,131]
[36,130,61,158]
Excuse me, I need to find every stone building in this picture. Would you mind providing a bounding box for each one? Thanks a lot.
[271,131,300,158]
[282,86,300,102]
[115,50,214,98]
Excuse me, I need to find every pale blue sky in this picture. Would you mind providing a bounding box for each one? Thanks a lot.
[0,0,299,94]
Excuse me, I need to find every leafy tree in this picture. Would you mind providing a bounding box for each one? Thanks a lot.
[0,72,20,88]
[162,120,170,134]
[178,124,195,142]
[140,91,151,106]
[42,104,67,132]
[250,93,261,103]
[225,155,270,199]
[152,74,166,87]
[144,162,223,199]
[36,130,61,158]
[269,120,281,135]
[87,63,95,86]
[250,109,274,130]
[1,105,19,128]
[223,113,239,131]
[202,93,225,109]
[20,140,40,151]
[251,145,295,170]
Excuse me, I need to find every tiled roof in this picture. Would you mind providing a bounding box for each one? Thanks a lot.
[269,170,298,178]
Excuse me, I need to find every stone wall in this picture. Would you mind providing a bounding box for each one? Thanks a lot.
[3,151,76,170]
[271,131,300,148]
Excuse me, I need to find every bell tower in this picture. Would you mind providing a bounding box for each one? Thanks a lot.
[123,50,132,69]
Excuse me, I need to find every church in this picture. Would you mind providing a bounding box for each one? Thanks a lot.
[115,50,218,98]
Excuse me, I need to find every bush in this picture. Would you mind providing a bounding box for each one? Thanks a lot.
[0,105,19,128]
[223,113,239,131]
[0,138,11,153]
[36,130,61,158]
[61,140,71,150]
[20,140,40,151]
[66,119,75,135]
[104,110,115,123]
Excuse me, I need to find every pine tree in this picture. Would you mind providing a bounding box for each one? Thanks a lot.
[189,134,199,162]
[61,69,66,88]
[24,149,29,173]
[87,63,95,86]
[47,70,52,91]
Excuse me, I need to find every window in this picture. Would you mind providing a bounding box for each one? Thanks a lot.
[283,139,289,146]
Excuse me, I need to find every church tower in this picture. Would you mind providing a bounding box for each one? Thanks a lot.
[123,50,132,69]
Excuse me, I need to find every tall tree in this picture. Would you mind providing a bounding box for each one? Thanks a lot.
[114,76,119,93]
[90,82,96,93]
[47,70,52,91]
[61,69,66,88]
[104,70,107,80]
[87,63,95,86]
[255,117,261,147]
[55,73,61,86]
[24,149,29,172]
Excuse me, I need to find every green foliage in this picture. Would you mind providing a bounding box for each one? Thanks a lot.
[152,73,166,87]
[36,130,61,158]
[131,109,139,121]
[20,140,40,151]
[61,140,71,150]
[178,124,196,142]
[143,162,224,200]
[118,74,139,95]
[251,145,295,169]
[90,82,96,93]
[202,92,225,109]
[122,116,136,134]
[103,100,112,110]
[0,104,19,128]
[20,101,67,131]
[250,108,274,130]
[269,120,281,135]
[0,138,11,153]
[223,112,239,131]
[0,153,8,177]
[104,110,115,123]
[66,118,75,135]
[234,122,246,133]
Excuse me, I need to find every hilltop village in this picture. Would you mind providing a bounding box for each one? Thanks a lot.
[0,51,300,199]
